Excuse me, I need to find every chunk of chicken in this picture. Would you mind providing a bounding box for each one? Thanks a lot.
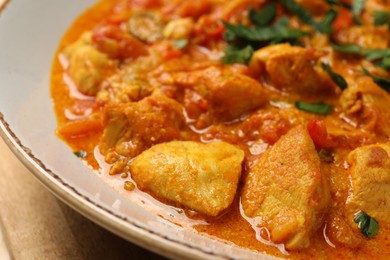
[199,66,268,120]
[130,141,245,216]
[63,32,115,96]
[97,78,154,105]
[158,66,268,121]
[334,25,389,50]
[100,91,185,158]
[326,210,363,248]
[249,43,330,94]
[339,76,390,137]
[346,143,390,223]
[241,125,330,250]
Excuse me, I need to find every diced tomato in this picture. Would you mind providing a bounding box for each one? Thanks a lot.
[57,118,103,139]
[195,16,225,40]
[332,7,353,32]
[92,24,148,59]
[307,119,335,150]
[164,49,183,60]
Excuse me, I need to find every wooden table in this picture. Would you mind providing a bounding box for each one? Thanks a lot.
[0,138,166,259]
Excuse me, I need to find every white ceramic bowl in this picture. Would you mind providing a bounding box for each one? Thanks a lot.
[0,1,277,259]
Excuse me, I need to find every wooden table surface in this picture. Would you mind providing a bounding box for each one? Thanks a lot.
[0,137,167,260]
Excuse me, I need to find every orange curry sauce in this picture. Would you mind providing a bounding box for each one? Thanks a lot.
[51,0,390,259]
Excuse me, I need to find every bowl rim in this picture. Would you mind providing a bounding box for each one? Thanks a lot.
[0,113,235,260]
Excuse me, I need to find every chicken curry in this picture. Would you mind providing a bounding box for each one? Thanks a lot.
[51,0,390,258]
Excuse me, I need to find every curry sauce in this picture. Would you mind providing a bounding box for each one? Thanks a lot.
[51,0,390,259]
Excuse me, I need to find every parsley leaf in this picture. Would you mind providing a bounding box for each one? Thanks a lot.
[74,150,87,158]
[280,0,337,33]
[295,101,333,115]
[315,9,338,34]
[352,0,365,24]
[332,43,363,55]
[280,0,315,26]
[376,56,390,70]
[173,39,189,49]
[361,67,390,93]
[249,2,277,27]
[373,10,390,26]
[332,43,390,61]
[223,17,307,42]
[354,211,379,238]
[321,62,348,90]
[222,45,254,64]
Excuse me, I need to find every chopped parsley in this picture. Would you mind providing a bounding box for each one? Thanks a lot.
[74,150,87,158]
[354,211,379,238]
[361,67,390,93]
[376,56,390,70]
[280,0,337,34]
[332,44,390,70]
[222,45,254,64]
[351,0,365,24]
[249,2,277,27]
[295,101,333,115]
[373,10,390,26]
[223,17,307,43]
[222,15,307,64]
[173,39,189,50]
[321,63,348,90]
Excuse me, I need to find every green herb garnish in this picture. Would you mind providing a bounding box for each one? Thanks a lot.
[280,0,315,26]
[295,101,333,115]
[321,62,348,90]
[332,43,364,55]
[280,0,337,33]
[222,16,307,63]
[249,2,277,27]
[315,9,338,34]
[74,150,87,158]
[326,0,351,7]
[173,39,189,50]
[373,10,390,26]
[361,67,390,93]
[332,44,390,65]
[354,211,379,238]
[352,0,365,24]
[376,56,390,70]
[223,17,307,43]
[222,45,254,64]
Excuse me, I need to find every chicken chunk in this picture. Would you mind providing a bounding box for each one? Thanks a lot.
[130,141,245,216]
[199,66,268,120]
[241,125,330,250]
[63,32,115,96]
[158,66,268,121]
[249,43,330,94]
[339,76,390,137]
[346,143,390,223]
[100,91,185,158]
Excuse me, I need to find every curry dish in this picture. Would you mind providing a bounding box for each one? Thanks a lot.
[51,0,390,258]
